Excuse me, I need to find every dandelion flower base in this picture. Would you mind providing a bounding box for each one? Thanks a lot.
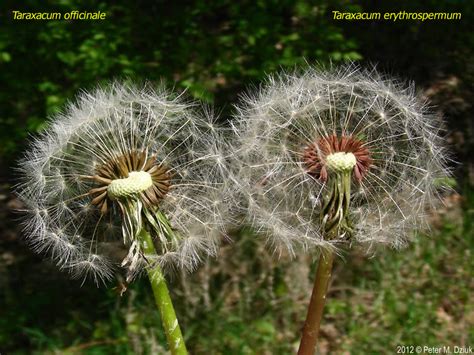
[108,171,153,199]
[325,152,356,173]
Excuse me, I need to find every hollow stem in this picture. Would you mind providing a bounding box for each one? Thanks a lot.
[298,171,352,354]
[137,228,188,355]
[297,250,335,355]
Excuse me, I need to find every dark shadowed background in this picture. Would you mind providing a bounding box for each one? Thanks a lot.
[0,1,472,354]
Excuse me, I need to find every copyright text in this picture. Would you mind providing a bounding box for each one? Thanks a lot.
[397,345,472,354]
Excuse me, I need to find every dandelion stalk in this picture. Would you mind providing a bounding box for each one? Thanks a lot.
[138,228,187,355]
[106,170,189,353]
[299,155,355,354]
[298,250,334,355]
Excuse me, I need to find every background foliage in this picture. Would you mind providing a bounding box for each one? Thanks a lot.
[0,0,472,354]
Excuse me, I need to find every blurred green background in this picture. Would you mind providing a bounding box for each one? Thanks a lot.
[0,1,473,354]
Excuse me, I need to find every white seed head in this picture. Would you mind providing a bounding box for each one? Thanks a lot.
[16,82,231,285]
[229,63,452,255]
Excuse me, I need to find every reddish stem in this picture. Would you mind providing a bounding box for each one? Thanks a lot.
[297,251,335,355]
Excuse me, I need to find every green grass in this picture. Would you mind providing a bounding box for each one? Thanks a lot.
[1,190,472,354]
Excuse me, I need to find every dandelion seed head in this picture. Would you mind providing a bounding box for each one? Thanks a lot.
[231,64,451,255]
[16,82,230,285]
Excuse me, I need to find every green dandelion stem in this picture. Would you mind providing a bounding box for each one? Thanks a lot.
[137,228,188,355]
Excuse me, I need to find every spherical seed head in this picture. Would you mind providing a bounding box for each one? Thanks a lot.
[230,63,451,255]
[107,171,153,200]
[325,152,356,173]
[16,82,230,284]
